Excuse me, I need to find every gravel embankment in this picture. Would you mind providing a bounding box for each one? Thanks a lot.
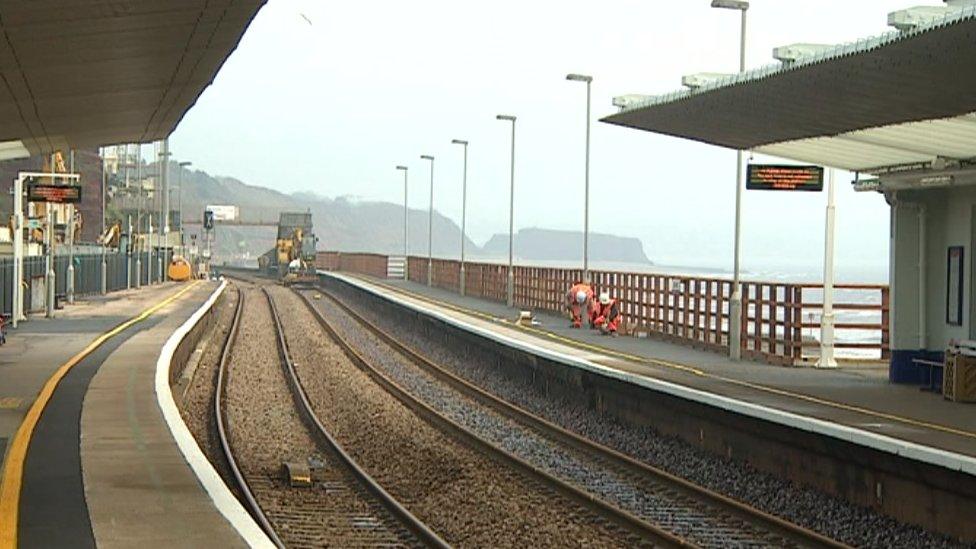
[224,285,409,547]
[331,284,963,549]
[268,285,634,548]
[306,288,792,548]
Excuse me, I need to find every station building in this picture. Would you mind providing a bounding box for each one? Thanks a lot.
[604,1,976,384]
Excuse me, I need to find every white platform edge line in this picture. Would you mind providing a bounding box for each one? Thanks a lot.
[154,279,275,548]
[326,271,976,477]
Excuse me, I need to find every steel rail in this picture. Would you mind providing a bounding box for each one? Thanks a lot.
[313,285,850,549]
[214,285,286,548]
[261,287,450,549]
[292,287,690,548]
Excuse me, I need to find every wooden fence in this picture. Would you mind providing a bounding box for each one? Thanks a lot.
[319,252,889,364]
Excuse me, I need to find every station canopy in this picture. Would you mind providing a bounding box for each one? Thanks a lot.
[602,6,976,175]
[0,0,266,160]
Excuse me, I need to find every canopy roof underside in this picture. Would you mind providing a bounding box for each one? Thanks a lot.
[602,8,976,174]
[0,0,265,158]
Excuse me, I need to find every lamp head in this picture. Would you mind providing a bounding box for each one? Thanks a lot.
[451,139,468,145]
[566,73,593,83]
[420,155,434,161]
[711,0,749,10]
[178,161,192,167]
[396,165,408,171]
[496,114,516,122]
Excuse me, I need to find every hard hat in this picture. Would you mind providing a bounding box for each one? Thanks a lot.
[575,290,587,304]
[599,292,610,305]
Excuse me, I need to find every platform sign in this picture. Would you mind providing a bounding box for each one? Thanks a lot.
[26,182,82,203]
[746,164,824,192]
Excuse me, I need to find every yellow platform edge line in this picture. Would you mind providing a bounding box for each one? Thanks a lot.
[357,275,976,442]
[0,281,201,549]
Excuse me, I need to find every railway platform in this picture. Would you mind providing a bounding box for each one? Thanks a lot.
[323,271,976,541]
[0,281,267,548]
[334,274,976,459]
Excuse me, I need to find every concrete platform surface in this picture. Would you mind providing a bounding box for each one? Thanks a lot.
[80,281,248,548]
[0,283,192,466]
[0,280,254,548]
[341,275,976,461]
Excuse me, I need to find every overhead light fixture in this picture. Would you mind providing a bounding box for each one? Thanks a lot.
[772,43,834,64]
[566,73,593,83]
[887,6,951,31]
[852,178,882,193]
[681,72,731,90]
[919,174,954,187]
[711,0,749,10]
[611,94,653,110]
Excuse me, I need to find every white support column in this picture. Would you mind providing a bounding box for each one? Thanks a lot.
[66,150,76,304]
[148,215,154,286]
[12,175,25,327]
[817,167,838,368]
[45,208,55,318]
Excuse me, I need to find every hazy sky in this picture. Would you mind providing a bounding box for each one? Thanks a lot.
[169,0,932,280]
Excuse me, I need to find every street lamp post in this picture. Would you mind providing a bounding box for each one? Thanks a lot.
[159,140,171,282]
[178,161,192,250]
[451,139,469,295]
[420,155,435,286]
[496,114,517,307]
[712,0,749,360]
[396,165,409,280]
[566,73,593,280]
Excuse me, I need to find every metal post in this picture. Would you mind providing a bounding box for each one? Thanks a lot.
[101,147,107,294]
[135,144,142,289]
[148,214,154,286]
[727,5,748,360]
[452,140,469,295]
[45,154,56,318]
[160,139,171,282]
[421,155,435,287]
[567,74,594,279]
[817,168,838,368]
[496,115,517,307]
[397,165,409,280]
[178,161,191,251]
[127,214,133,289]
[67,150,75,304]
[12,175,24,327]
[583,79,591,280]
[45,207,55,318]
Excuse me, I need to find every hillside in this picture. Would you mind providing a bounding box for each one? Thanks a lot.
[481,228,652,264]
[167,164,653,265]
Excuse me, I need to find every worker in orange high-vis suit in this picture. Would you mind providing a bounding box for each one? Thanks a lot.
[593,292,621,336]
[565,279,594,328]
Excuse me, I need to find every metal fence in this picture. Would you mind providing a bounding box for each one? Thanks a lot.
[0,251,156,316]
[320,252,890,364]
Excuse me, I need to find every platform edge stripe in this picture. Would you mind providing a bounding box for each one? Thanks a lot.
[359,275,976,443]
[325,271,976,478]
[0,282,202,549]
[153,279,275,549]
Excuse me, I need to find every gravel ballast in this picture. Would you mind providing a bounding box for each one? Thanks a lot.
[306,288,803,548]
[328,282,963,549]
[224,285,409,547]
[269,285,634,548]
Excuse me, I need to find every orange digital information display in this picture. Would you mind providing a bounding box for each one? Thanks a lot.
[27,183,82,203]
[746,164,824,192]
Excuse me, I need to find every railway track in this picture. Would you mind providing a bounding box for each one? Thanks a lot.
[300,284,850,549]
[215,280,446,548]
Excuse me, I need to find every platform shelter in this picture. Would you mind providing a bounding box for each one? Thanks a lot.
[603,2,976,383]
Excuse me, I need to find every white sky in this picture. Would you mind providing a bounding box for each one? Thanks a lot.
[170,0,937,280]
